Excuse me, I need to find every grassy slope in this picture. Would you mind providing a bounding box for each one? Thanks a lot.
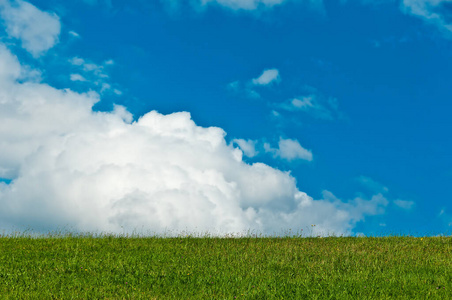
[0,235,451,299]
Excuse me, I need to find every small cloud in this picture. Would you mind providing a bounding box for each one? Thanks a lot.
[0,0,61,57]
[290,96,315,110]
[227,80,260,99]
[227,81,240,92]
[68,31,80,38]
[69,56,115,92]
[70,57,105,76]
[356,176,389,193]
[228,68,279,100]
[246,89,261,99]
[271,110,281,118]
[252,68,280,86]
[279,93,341,120]
[393,199,415,210]
[70,74,87,82]
[69,57,85,66]
[200,0,291,11]
[438,208,452,227]
[265,137,313,162]
[83,63,101,72]
[100,83,111,93]
[233,139,258,158]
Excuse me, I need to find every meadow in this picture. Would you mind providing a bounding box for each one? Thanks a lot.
[0,231,451,299]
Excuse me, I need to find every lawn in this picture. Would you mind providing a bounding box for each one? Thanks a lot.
[0,233,450,299]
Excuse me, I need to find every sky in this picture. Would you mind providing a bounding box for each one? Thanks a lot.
[0,0,451,236]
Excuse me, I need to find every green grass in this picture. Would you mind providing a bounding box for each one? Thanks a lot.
[0,233,451,299]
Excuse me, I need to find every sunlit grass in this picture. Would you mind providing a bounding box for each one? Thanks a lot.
[0,231,451,299]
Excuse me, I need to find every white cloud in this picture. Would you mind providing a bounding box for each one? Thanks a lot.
[279,90,342,120]
[394,199,415,210]
[69,56,118,94]
[0,44,388,236]
[228,68,279,99]
[321,190,389,222]
[402,0,452,34]
[356,175,389,193]
[265,137,313,161]
[0,44,21,82]
[100,82,111,92]
[68,31,80,38]
[200,0,287,10]
[70,74,87,82]
[0,0,61,57]
[69,57,108,76]
[291,96,314,109]
[252,68,280,86]
[232,139,258,157]
[271,110,281,117]
[164,0,324,12]
[69,57,85,66]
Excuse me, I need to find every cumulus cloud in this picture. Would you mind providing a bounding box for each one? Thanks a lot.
[252,68,280,86]
[0,0,61,57]
[264,137,313,162]
[402,0,452,34]
[0,44,389,236]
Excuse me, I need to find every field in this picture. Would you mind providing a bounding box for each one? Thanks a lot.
[0,233,451,299]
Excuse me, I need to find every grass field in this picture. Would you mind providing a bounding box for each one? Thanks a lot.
[0,232,451,299]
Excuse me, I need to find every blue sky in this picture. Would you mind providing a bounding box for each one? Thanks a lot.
[0,0,451,236]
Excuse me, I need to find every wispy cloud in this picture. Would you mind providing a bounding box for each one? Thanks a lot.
[356,176,389,194]
[277,88,343,120]
[393,199,415,210]
[402,0,452,35]
[438,208,452,227]
[68,56,119,94]
[70,74,87,82]
[68,31,80,38]
[0,0,61,57]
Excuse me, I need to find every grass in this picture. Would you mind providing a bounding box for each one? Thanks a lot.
[0,232,451,299]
